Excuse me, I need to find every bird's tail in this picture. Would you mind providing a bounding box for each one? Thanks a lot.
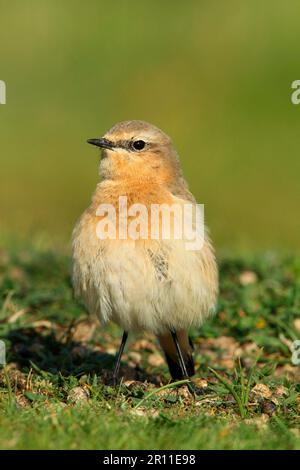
[158,330,195,380]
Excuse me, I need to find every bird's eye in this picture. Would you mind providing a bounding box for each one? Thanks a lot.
[132,140,146,151]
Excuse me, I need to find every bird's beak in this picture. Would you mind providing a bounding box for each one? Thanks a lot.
[87,138,115,150]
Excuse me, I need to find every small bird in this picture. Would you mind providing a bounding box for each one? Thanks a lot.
[72,121,218,382]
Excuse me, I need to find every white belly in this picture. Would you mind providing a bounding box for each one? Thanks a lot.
[72,220,218,334]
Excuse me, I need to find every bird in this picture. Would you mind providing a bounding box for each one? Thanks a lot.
[72,120,218,383]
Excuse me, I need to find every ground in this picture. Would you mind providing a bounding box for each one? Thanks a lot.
[0,241,299,450]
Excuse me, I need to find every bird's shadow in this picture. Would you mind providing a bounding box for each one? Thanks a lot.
[4,326,159,385]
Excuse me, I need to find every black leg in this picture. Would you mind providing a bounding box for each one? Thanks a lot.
[112,331,128,385]
[170,330,189,379]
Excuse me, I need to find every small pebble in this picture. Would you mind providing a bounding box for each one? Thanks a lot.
[67,386,89,404]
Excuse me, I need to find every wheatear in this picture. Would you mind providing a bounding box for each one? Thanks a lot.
[72,121,218,382]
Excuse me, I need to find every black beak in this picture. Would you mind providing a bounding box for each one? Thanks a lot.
[87,138,115,150]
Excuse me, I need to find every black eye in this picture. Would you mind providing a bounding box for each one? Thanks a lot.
[132,140,146,151]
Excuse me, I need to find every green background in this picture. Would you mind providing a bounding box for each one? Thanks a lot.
[0,0,299,251]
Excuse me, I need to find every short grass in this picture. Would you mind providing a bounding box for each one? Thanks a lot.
[0,241,300,450]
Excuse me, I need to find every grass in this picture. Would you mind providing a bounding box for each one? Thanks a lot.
[0,240,300,449]
[209,357,258,419]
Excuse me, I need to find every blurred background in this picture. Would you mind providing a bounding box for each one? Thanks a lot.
[0,0,299,252]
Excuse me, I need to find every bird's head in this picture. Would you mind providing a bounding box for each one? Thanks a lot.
[87,120,180,182]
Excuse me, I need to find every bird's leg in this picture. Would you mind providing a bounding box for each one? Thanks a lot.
[112,331,128,386]
[170,330,189,379]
